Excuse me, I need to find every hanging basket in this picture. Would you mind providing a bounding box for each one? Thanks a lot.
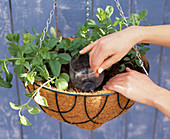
[25,55,149,131]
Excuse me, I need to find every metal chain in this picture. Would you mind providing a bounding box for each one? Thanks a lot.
[39,0,58,49]
[86,0,90,21]
[114,0,148,75]
[28,0,58,73]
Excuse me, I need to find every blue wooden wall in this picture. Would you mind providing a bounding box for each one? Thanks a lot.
[0,0,170,139]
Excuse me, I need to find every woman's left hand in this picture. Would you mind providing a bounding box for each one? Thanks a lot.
[103,67,160,106]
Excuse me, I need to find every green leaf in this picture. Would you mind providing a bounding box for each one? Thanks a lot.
[24,92,35,97]
[96,8,105,22]
[58,53,71,61]
[32,55,43,66]
[14,65,25,75]
[105,5,114,17]
[135,59,141,67]
[57,40,66,49]
[139,10,148,19]
[49,60,61,77]
[85,19,98,28]
[32,26,39,35]
[142,47,150,52]
[35,65,49,80]
[46,38,61,50]
[35,76,43,81]
[6,33,13,41]
[13,33,20,44]
[59,73,69,82]
[71,49,79,56]
[23,33,36,44]
[130,14,140,26]
[50,27,57,38]
[55,78,68,90]
[22,43,38,54]
[2,61,13,82]
[65,38,71,50]
[18,73,27,78]
[123,57,130,61]
[119,64,126,72]
[26,73,35,85]
[26,106,40,115]
[23,61,30,70]
[0,77,12,88]
[139,47,150,55]
[19,116,31,126]
[97,7,104,14]
[9,102,22,110]
[8,46,18,56]
[34,93,49,107]
[15,59,22,65]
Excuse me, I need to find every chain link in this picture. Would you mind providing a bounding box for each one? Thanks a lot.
[114,0,148,75]
[28,0,58,73]
[39,0,58,49]
[86,0,90,21]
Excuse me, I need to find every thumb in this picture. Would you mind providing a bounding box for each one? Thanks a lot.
[112,84,126,94]
[104,84,126,94]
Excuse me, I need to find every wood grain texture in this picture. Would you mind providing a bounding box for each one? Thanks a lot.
[126,0,166,139]
[0,0,22,139]
[57,0,87,37]
[155,0,170,138]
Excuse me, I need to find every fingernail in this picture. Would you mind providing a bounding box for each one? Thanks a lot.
[79,50,83,53]
[98,67,103,74]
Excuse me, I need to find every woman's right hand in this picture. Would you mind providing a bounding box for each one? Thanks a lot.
[79,26,142,77]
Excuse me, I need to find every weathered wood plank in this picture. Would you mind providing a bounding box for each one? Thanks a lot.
[155,0,170,138]
[126,0,165,139]
[11,0,61,138]
[57,0,87,37]
[92,0,130,139]
[0,0,22,139]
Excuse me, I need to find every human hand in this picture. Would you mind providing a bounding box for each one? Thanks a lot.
[79,26,142,77]
[103,67,160,106]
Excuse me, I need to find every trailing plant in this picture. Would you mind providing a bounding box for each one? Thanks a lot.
[0,5,150,126]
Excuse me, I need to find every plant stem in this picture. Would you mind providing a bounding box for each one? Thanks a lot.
[0,57,34,62]
[18,77,56,117]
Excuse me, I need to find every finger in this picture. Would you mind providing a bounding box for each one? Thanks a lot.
[126,67,132,72]
[93,72,99,78]
[79,40,98,54]
[111,84,126,93]
[89,46,107,73]
[98,54,122,73]
[103,85,106,90]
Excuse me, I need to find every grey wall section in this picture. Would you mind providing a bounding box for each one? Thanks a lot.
[155,0,170,139]
[0,0,170,139]
[126,1,165,139]
[0,1,22,139]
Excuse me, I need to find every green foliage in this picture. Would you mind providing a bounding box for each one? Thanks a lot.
[34,93,49,107]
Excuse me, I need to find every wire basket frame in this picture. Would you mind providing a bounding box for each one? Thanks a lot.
[25,54,149,130]
[26,82,135,130]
